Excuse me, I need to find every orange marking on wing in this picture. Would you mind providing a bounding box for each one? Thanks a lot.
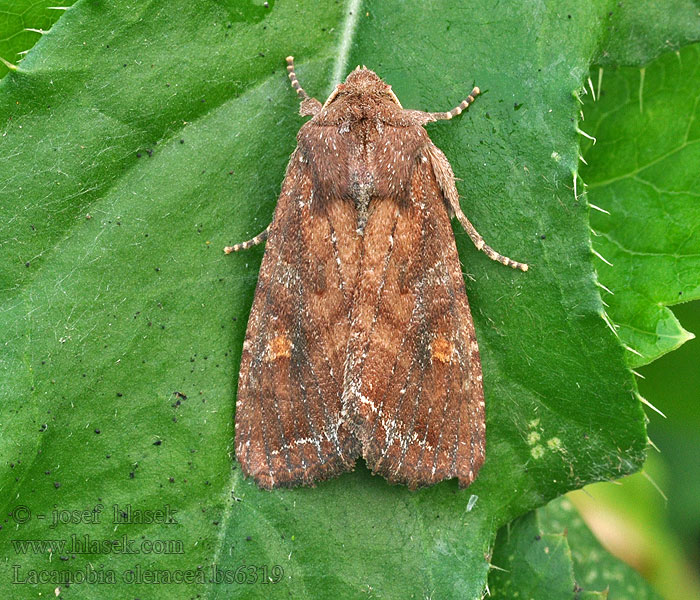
[266,334,292,362]
[431,337,453,364]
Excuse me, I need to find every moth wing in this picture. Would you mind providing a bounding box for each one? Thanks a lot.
[344,146,485,489]
[235,150,361,488]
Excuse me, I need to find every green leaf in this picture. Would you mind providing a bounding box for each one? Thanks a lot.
[489,496,662,599]
[570,454,700,600]
[581,43,700,367]
[0,1,653,598]
[639,301,700,590]
[0,0,76,77]
[488,507,576,599]
[595,0,700,66]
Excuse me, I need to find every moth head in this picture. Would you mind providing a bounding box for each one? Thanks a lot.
[322,66,403,109]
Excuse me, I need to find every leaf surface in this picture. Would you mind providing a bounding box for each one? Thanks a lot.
[489,496,662,599]
[582,43,700,366]
[0,1,660,598]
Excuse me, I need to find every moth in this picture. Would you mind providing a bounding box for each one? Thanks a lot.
[226,57,527,490]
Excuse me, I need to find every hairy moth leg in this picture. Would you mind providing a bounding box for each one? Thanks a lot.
[224,225,270,254]
[407,86,528,271]
[224,56,323,256]
[427,86,481,121]
[426,146,529,272]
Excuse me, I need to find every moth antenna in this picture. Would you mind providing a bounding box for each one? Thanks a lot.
[428,86,481,121]
[224,224,270,254]
[286,56,321,116]
[286,55,309,100]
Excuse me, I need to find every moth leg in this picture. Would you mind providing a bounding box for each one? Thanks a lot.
[427,86,481,121]
[286,56,322,117]
[427,146,529,271]
[224,224,270,254]
[452,203,529,271]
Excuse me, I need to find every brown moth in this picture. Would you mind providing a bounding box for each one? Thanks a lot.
[226,57,528,490]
